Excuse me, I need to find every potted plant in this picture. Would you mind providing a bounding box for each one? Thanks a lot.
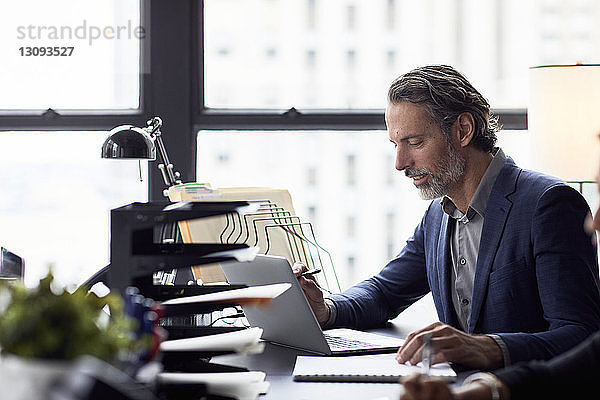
[0,271,138,400]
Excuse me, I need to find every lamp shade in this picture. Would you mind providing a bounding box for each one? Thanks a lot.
[101,125,156,160]
[528,64,600,182]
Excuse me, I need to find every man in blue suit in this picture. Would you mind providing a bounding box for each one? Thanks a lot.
[295,65,600,369]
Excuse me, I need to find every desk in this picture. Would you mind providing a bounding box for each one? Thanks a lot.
[211,325,469,400]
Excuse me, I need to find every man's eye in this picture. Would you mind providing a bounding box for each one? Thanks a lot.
[408,140,423,147]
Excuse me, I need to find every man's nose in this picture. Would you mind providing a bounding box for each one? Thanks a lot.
[395,148,410,171]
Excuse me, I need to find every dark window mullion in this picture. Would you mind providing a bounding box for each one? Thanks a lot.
[0,112,148,131]
[194,108,527,131]
[195,108,386,130]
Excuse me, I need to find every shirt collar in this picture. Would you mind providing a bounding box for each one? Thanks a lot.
[441,147,506,220]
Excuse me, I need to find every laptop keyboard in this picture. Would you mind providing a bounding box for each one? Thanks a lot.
[324,333,381,350]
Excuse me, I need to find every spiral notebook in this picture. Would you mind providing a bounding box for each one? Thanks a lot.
[292,353,456,383]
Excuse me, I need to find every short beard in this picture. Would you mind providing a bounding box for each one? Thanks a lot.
[406,141,466,200]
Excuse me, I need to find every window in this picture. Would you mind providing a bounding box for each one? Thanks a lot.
[347,256,355,272]
[386,50,396,69]
[307,0,316,29]
[346,4,356,30]
[0,0,146,288]
[0,132,147,287]
[306,49,317,69]
[307,167,317,186]
[346,216,356,238]
[307,205,317,223]
[346,154,356,186]
[203,0,600,110]
[386,0,396,30]
[386,154,395,185]
[385,212,395,259]
[1,0,142,110]
[346,49,356,69]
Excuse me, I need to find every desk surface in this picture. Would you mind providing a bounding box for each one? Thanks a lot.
[211,325,467,400]
[214,342,403,400]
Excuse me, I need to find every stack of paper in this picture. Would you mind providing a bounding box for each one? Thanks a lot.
[159,283,292,399]
[161,282,291,308]
[160,327,265,354]
[158,371,269,400]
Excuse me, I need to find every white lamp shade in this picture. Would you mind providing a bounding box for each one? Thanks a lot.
[528,65,600,182]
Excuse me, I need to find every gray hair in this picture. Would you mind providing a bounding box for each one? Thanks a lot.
[387,65,500,153]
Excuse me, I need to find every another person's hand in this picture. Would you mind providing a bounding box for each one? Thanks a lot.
[401,373,500,400]
[292,261,330,326]
[396,322,503,369]
[401,374,455,400]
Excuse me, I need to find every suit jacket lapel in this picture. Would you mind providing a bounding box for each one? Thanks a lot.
[467,160,519,332]
[436,212,456,325]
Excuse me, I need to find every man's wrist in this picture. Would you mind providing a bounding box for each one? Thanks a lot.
[486,334,510,368]
[323,298,337,328]
[454,381,497,400]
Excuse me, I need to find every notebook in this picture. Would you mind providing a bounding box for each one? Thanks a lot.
[293,353,456,383]
[220,255,405,355]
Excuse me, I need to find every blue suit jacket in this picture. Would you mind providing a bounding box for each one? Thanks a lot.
[331,158,600,364]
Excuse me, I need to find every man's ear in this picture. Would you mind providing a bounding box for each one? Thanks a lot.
[454,112,475,148]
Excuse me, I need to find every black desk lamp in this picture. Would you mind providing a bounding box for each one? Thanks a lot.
[99,116,187,286]
[101,116,182,196]
[93,118,258,295]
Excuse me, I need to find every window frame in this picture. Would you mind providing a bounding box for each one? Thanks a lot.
[193,0,527,132]
[0,0,195,201]
[0,0,152,130]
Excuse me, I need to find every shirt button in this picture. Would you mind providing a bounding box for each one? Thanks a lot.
[462,298,470,306]
[459,258,467,265]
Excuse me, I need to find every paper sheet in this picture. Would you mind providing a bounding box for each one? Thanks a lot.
[161,282,291,306]
[158,371,269,400]
[160,327,263,353]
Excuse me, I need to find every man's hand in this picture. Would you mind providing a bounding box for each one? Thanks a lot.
[292,261,330,326]
[396,322,503,369]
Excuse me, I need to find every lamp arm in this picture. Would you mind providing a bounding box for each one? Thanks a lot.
[155,134,180,187]
[146,117,182,192]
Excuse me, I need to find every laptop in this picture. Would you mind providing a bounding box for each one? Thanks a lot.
[220,255,405,355]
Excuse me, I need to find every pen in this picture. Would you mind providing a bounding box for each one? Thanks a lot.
[422,332,432,375]
[298,268,322,278]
